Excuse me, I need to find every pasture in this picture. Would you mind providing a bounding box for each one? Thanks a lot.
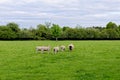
[0,41,120,80]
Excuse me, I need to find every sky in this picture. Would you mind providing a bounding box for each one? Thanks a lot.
[0,0,120,28]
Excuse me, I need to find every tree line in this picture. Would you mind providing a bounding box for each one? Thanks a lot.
[0,22,120,40]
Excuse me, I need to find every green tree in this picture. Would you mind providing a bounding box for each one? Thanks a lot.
[28,27,38,40]
[51,24,62,41]
[36,24,49,40]
[77,28,87,39]
[62,26,70,31]
[18,28,33,40]
[106,29,119,39]
[85,28,101,39]
[7,22,20,33]
[64,28,77,39]
[7,22,20,39]
[106,22,119,39]
[0,26,16,39]
[106,22,118,29]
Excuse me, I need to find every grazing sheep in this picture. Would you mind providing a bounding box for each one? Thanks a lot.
[60,45,66,51]
[36,46,50,53]
[53,46,59,54]
[68,44,74,51]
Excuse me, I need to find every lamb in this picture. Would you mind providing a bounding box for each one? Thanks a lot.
[68,44,74,51]
[53,46,59,54]
[36,46,50,53]
[60,45,66,51]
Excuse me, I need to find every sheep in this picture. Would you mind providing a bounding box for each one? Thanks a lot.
[53,46,59,54]
[60,45,66,51]
[36,46,50,53]
[68,44,74,51]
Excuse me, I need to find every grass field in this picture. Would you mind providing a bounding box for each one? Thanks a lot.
[0,40,120,80]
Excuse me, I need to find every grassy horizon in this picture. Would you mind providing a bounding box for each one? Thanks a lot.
[0,40,120,80]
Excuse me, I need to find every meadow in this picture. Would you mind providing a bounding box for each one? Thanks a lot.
[0,40,120,80]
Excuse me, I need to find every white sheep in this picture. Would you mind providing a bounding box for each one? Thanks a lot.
[68,44,74,51]
[53,46,59,54]
[36,46,50,53]
[60,45,66,51]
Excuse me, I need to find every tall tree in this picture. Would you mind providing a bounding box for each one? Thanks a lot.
[106,22,118,29]
[7,22,20,33]
[7,22,20,39]
[51,24,62,41]
[37,24,48,40]
[0,26,16,39]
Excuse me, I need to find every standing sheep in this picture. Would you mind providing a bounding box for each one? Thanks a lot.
[60,45,66,51]
[53,46,59,54]
[68,44,74,51]
[36,46,50,53]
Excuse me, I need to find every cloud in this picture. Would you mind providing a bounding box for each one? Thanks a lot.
[0,0,10,4]
[0,0,120,28]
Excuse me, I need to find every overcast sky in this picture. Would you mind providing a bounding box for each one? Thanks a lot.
[0,0,120,28]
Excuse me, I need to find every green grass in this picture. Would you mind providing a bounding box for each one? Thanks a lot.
[0,40,120,80]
